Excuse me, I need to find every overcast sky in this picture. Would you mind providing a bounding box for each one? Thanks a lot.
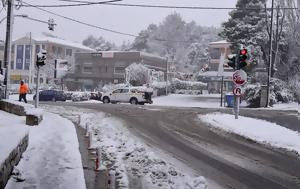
[0,0,238,45]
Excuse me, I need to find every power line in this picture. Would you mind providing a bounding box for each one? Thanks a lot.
[21,1,200,43]
[21,0,137,37]
[19,0,123,8]
[20,0,298,10]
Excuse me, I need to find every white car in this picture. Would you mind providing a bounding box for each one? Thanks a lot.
[101,87,153,105]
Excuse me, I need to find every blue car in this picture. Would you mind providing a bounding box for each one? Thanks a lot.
[33,90,66,102]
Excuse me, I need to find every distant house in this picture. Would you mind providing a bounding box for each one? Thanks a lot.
[65,51,167,91]
[198,40,234,93]
[10,35,94,89]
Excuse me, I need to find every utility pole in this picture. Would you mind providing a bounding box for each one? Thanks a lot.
[298,0,300,17]
[266,0,275,107]
[165,57,168,95]
[3,0,14,99]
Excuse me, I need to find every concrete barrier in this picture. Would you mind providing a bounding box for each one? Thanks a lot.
[0,134,29,189]
[0,101,26,116]
[26,114,43,126]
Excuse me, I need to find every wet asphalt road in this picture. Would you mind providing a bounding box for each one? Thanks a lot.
[43,101,300,189]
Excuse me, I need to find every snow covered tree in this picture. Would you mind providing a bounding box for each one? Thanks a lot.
[220,0,268,68]
[273,0,300,81]
[130,24,158,52]
[125,63,150,86]
[130,13,220,73]
[82,35,117,51]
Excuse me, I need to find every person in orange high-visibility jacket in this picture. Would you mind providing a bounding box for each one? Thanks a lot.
[19,80,28,103]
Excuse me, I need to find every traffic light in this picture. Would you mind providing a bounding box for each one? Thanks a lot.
[239,48,248,69]
[48,18,55,31]
[227,54,236,69]
[36,50,47,67]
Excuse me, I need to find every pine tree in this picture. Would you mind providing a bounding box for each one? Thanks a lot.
[220,0,268,63]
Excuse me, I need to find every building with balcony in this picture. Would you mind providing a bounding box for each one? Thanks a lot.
[65,51,167,91]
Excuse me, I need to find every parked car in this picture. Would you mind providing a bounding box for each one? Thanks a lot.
[71,92,90,102]
[33,90,67,102]
[101,87,153,105]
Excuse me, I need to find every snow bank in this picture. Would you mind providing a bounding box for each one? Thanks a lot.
[6,112,86,189]
[0,111,28,165]
[199,113,300,154]
[80,112,207,189]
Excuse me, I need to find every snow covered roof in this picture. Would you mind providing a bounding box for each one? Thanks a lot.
[209,40,230,45]
[140,52,167,61]
[15,36,94,51]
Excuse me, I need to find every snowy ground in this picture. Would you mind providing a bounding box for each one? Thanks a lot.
[4,110,85,189]
[42,105,207,189]
[199,113,300,155]
[8,94,299,113]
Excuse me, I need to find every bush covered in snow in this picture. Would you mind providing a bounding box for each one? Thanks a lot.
[170,78,207,92]
[288,75,300,103]
[244,78,296,107]
[126,63,149,86]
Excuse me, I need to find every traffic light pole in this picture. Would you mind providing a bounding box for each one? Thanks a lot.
[35,66,40,108]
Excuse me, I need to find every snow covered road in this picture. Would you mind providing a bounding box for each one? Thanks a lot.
[40,102,300,189]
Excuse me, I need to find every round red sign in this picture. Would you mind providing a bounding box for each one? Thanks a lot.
[232,70,247,85]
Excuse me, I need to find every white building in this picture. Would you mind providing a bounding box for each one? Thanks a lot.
[10,35,94,90]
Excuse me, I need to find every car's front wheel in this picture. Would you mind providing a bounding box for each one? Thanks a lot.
[103,97,110,104]
[130,98,138,105]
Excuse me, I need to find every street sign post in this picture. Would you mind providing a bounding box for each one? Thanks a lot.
[232,70,247,119]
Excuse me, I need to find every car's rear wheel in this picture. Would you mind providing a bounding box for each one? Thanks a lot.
[103,97,110,104]
[130,98,138,105]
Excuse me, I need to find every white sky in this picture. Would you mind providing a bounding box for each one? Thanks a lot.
[1,0,237,45]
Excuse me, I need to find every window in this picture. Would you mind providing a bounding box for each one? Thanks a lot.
[112,89,122,93]
[57,47,62,55]
[83,66,93,73]
[121,89,129,93]
[35,45,40,53]
[66,49,72,56]
[210,48,221,59]
[114,66,125,73]
[52,46,57,55]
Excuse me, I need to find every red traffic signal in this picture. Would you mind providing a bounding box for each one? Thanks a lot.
[240,49,247,55]
[239,48,248,69]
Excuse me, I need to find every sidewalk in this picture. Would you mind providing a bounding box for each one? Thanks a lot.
[1,108,86,189]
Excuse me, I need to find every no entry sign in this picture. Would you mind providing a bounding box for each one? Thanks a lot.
[233,70,247,85]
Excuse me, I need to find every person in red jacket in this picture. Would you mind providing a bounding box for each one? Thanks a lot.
[19,80,28,103]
